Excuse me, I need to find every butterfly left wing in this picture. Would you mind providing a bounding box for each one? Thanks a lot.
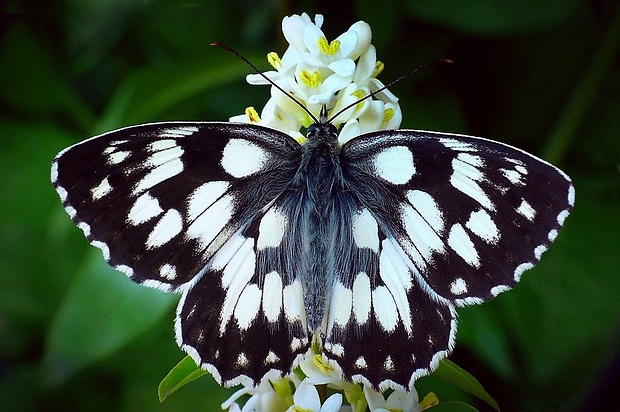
[52,122,310,386]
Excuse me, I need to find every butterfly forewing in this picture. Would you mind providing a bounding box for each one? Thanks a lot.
[52,122,302,291]
[341,130,574,305]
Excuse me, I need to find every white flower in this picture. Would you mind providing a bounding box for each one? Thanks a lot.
[230,12,401,141]
[221,377,291,412]
[286,380,343,412]
[363,385,422,412]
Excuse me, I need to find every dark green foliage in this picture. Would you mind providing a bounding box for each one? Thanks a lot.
[1,1,618,410]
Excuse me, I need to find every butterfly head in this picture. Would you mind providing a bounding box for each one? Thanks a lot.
[306,105,338,148]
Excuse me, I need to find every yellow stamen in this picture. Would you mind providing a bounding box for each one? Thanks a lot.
[245,107,260,123]
[267,52,282,70]
[352,90,366,110]
[420,392,439,409]
[292,407,311,412]
[382,107,394,126]
[300,70,321,88]
[312,354,334,374]
[318,36,341,55]
[295,135,307,145]
[372,61,384,78]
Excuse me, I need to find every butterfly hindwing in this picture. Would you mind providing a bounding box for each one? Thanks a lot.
[177,194,312,387]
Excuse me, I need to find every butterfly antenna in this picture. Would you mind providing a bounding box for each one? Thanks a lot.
[211,42,319,124]
[327,58,453,124]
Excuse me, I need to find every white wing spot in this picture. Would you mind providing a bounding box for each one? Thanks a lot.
[235,284,261,330]
[406,190,444,232]
[186,195,234,251]
[465,209,500,243]
[146,139,177,153]
[219,237,256,333]
[352,272,371,324]
[236,352,249,367]
[159,264,177,280]
[568,185,575,206]
[372,286,398,332]
[378,242,413,334]
[448,224,480,267]
[187,181,230,221]
[257,207,288,250]
[133,157,184,195]
[491,285,510,296]
[291,337,305,351]
[383,356,395,371]
[514,262,534,282]
[516,199,536,221]
[145,145,184,168]
[534,244,547,260]
[400,203,445,266]
[262,271,283,323]
[501,168,524,185]
[161,126,199,137]
[450,154,494,210]
[146,209,183,249]
[355,356,368,369]
[548,229,558,241]
[265,351,280,364]
[327,343,345,357]
[283,280,306,323]
[557,209,570,225]
[351,208,379,251]
[449,277,468,295]
[330,282,353,327]
[439,138,477,152]
[128,192,164,226]
[372,146,415,184]
[90,176,112,200]
[221,139,268,178]
[107,150,130,165]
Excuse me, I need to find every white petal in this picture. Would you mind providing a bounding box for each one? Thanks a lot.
[328,58,356,77]
[335,30,358,59]
[282,14,312,52]
[354,45,376,84]
[349,21,372,59]
[338,119,361,144]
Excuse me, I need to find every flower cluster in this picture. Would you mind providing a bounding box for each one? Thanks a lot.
[222,348,426,412]
[229,13,402,145]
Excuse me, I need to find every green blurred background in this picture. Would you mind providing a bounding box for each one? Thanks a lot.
[1,0,618,411]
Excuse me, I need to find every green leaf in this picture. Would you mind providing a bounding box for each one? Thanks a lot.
[405,0,582,34]
[44,253,177,385]
[158,356,207,402]
[426,401,481,412]
[433,360,500,411]
[95,55,262,133]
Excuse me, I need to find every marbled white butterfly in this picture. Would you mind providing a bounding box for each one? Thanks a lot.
[51,60,574,392]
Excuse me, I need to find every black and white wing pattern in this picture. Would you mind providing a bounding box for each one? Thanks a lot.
[52,122,311,386]
[321,129,573,390]
[52,120,574,392]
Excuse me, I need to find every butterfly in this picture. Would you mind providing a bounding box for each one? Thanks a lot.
[52,87,574,391]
